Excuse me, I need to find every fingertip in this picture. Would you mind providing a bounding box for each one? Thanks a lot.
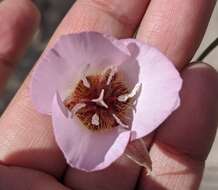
[157,62,218,161]
[0,0,41,93]
[0,0,41,60]
[2,0,41,33]
[182,62,218,100]
[184,62,218,79]
[22,0,41,30]
[13,0,41,40]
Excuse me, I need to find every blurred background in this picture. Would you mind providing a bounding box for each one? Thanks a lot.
[0,0,75,110]
[0,0,217,189]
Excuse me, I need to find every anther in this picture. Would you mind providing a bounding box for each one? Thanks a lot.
[81,64,91,88]
[82,77,91,88]
[71,103,86,118]
[112,114,129,129]
[118,83,141,102]
[106,66,117,85]
[92,113,100,126]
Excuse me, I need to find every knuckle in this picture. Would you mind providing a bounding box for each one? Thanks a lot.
[78,0,135,29]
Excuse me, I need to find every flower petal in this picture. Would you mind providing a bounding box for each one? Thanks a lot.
[107,37,140,91]
[52,93,131,172]
[30,32,128,115]
[120,39,183,140]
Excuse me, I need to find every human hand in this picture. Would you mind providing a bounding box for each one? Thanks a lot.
[0,0,218,190]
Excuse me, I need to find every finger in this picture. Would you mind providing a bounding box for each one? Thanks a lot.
[0,0,150,180]
[51,0,150,41]
[0,0,40,94]
[137,0,216,69]
[0,165,70,190]
[0,0,66,178]
[139,63,218,189]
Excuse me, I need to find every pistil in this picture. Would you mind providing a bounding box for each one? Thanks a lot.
[91,89,108,108]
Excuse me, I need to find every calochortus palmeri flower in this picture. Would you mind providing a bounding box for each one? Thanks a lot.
[30,32,182,172]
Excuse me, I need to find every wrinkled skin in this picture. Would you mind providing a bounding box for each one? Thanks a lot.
[0,0,218,190]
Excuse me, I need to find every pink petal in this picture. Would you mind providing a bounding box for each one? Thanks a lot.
[104,35,140,90]
[30,32,128,115]
[52,93,131,172]
[120,39,183,140]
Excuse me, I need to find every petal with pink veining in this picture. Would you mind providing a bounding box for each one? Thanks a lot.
[52,93,131,172]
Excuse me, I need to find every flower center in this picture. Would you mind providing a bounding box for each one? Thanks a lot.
[64,67,140,131]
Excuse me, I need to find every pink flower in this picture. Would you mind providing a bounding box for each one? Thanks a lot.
[30,32,182,172]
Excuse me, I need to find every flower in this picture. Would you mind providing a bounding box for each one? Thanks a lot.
[30,32,182,172]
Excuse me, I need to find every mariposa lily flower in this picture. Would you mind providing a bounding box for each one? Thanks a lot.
[30,32,182,172]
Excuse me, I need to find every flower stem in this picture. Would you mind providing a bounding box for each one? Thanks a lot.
[196,37,218,62]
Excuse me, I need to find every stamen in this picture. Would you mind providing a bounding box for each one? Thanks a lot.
[81,64,91,88]
[106,66,117,85]
[91,89,108,108]
[133,100,137,112]
[112,114,129,129]
[92,113,100,126]
[82,77,91,88]
[71,103,86,118]
[118,83,141,102]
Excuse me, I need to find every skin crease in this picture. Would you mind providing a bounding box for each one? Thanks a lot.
[0,0,217,190]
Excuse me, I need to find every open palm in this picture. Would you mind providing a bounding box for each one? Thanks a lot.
[0,0,218,189]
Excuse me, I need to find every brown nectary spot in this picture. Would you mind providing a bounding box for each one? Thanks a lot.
[64,68,135,131]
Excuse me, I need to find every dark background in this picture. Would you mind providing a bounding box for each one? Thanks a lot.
[0,0,75,113]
